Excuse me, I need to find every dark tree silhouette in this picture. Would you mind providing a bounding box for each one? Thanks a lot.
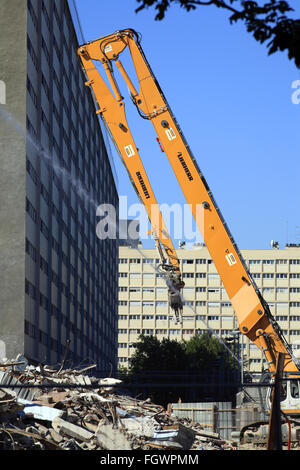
[135,0,300,67]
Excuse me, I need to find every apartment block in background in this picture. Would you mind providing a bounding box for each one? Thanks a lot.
[117,244,300,374]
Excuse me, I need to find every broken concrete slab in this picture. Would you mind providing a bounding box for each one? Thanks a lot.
[52,416,94,442]
[96,422,132,450]
[121,416,159,438]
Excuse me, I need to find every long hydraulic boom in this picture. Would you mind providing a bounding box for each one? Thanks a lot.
[78,31,184,323]
[78,29,299,376]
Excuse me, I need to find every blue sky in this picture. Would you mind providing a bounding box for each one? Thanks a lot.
[69,0,300,250]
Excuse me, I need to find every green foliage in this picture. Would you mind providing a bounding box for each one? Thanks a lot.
[129,332,235,373]
[125,332,238,405]
[129,334,187,372]
[183,332,227,370]
[135,0,300,67]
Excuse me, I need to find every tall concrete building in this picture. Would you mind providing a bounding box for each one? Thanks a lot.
[0,0,119,372]
[117,243,300,374]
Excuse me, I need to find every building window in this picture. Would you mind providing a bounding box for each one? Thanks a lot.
[40,220,49,240]
[118,315,127,320]
[26,198,37,223]
[276,315,288,321]
[129,273,141,280]
[39,293,48,310]
[25,279,36,299]
[26,158,37,184]
[40,256,49,275]
[25,238,37,262]
[41,74,50,99]
[118,358,127,363]
[196,273,206,279]
[27,76,37,108]
[183,259,194,264]
[221,302,231,307]
[41,111,50,134]
[156,301,167,307]
[28,0,38,30]
[129,287,141,293]
[41,37,50,64]
[41,1,51,29]
[208,273,219,280]
[196,259,206,264]
[27,36,38,69]
[142,329,153,335]
[196,287,206,292]
[143,258,154,264]
[143,273,154,279]
[290,316,300,321]
[41,184,50,205]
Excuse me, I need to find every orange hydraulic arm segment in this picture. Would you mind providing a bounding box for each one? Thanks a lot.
[78,32,184,323]
[78,29,299,375]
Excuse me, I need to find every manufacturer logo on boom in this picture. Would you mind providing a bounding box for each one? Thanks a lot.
[136,171,150,199]
[177,153,193,181]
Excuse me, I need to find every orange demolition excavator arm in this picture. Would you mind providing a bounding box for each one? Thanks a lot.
[77,30,184,324]
[78,29,299,376]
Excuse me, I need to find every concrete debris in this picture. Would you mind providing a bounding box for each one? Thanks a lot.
[0,356,240,451]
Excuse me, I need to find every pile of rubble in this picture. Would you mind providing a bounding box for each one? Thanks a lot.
[0,356,238,451]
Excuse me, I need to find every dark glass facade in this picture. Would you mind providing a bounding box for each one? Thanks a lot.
[23,0,118,371]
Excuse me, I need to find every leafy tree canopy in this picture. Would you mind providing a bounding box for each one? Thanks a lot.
[129,334,187,372]
[129,332,234,373]
[124,333,238,405]
[135,0,300,67]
